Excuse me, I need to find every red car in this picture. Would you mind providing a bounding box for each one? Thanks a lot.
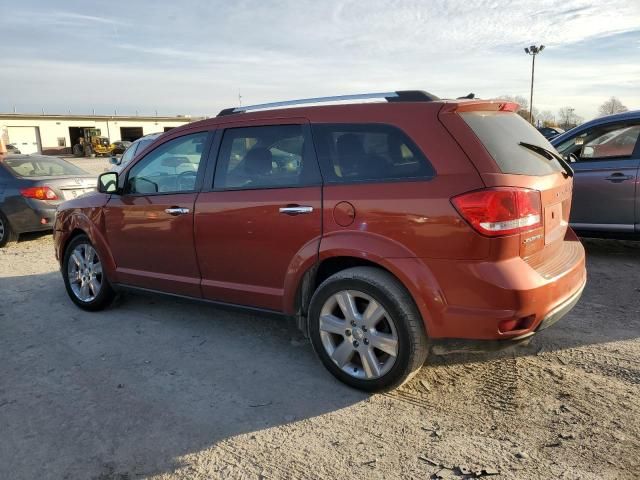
[54,91,586,391]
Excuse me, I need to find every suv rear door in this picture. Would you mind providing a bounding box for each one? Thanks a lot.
[440,102,575,261]
[194,120,322,311]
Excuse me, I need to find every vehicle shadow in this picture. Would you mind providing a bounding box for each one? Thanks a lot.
[15,230,52,243]
[0,271,366,479]
[0,238,637,478]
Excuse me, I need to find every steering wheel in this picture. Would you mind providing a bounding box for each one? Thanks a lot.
[177,170,197,190]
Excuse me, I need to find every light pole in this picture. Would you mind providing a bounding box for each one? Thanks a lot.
[567,107,575,129]
[524,45,544,124]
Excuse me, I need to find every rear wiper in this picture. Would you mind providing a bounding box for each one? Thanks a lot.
[519,141,574,178]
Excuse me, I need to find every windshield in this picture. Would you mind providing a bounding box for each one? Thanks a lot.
[461,111,564,176]
[2,157,88,177]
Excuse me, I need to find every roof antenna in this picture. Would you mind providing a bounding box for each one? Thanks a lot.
[457,93,475,99]
[238,90,243,107]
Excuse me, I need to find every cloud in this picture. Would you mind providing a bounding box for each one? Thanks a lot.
[9,9,128,27]
[1,0,639,119]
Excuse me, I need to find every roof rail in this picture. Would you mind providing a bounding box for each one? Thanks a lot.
[217,90,439,117]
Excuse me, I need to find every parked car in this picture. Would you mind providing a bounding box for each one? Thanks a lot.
[109,132,162,172]
[6,144,21,154]
[54,91,586,391]
[551,110,640,234]
[0,154,96,247]
[537,126,564,139]
[111,140,132,155]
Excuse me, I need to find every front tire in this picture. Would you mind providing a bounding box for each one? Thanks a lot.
[308,267,429,392]
[62,235,115,311]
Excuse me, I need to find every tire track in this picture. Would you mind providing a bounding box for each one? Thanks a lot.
[214,435,319,480]
[553,348,640,385]
[477,356,519,414]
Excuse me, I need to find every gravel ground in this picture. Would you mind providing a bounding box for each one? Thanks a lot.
[0,162,638,479]
[65,156,113,175]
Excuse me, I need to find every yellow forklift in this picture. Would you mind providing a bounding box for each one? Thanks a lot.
[73,128,114,157]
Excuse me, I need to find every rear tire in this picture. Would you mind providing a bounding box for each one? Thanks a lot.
[308,266,429,392]
[62,234,115,311]
[0,211,16,248]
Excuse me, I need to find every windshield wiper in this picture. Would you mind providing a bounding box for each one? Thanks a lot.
[519,141,574,178]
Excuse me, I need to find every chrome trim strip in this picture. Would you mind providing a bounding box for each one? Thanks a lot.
[234,92,399,113]
[571,222,635,232]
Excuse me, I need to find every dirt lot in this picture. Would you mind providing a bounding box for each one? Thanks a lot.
[1,158,638,479]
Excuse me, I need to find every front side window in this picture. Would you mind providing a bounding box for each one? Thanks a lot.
[119,143,138,167]
[214,124,318,189]
[126,132,208,194]
[556,124,640,160]
[311,123,435,183]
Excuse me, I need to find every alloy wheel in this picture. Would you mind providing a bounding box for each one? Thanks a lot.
[318,290,399,380]
[67,243,103,302]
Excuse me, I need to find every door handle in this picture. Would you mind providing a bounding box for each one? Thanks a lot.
[605,173,634,183]
[164,207,190,216]
[279,205,313,215]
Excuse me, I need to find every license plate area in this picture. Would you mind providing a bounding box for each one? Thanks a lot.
[62,188,94,200]
[544,202,565,245]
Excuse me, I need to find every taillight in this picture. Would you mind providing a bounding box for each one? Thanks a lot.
[20,186,59,201]
[451,187,542,237]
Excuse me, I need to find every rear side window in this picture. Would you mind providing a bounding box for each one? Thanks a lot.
[461,111,564,176]
[214,124,320,190]
[311,123,435,183]
[2,157,88,177]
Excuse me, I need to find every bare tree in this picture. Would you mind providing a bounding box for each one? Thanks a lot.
[598,97,628,116]
[495,95,540,123]
[537,110,556,127]
[497,94,529,111]
[557,107,583,130]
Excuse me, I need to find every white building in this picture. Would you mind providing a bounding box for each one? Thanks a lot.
[0,113,203,155]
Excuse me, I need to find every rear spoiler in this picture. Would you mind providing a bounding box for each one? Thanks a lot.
[440,100,520,114]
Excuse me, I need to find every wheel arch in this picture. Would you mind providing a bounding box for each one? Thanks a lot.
[58,213,117,279]
[290,252,440,339]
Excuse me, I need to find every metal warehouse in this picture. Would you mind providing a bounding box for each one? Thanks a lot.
[0,113,201,155]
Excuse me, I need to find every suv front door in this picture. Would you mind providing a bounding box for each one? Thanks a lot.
[104,131,211,296]
[556,123,640,231]
[194,121,322,311]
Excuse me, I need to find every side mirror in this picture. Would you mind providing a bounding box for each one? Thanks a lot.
[98,172,119,194]
[109,155,121,166]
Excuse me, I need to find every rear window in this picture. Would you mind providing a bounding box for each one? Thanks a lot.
[2,157,88,177]
[461,111,564,176]
[311,123,435,183]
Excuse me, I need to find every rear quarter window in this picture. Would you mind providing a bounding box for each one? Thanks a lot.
[461,111,564,176]
[2,157,87,177]
[311,123,435,183]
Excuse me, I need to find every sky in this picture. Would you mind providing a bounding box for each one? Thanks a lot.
[1,0,639,122]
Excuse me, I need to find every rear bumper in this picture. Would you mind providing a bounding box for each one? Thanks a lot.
[431,278,585,354]
[5,199,57,234]
[388,230,587,341]
[536,277,585,331]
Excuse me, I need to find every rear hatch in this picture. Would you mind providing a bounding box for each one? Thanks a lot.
[439,101,575,268]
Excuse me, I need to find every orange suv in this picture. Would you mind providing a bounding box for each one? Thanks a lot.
[54,91,586,391]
